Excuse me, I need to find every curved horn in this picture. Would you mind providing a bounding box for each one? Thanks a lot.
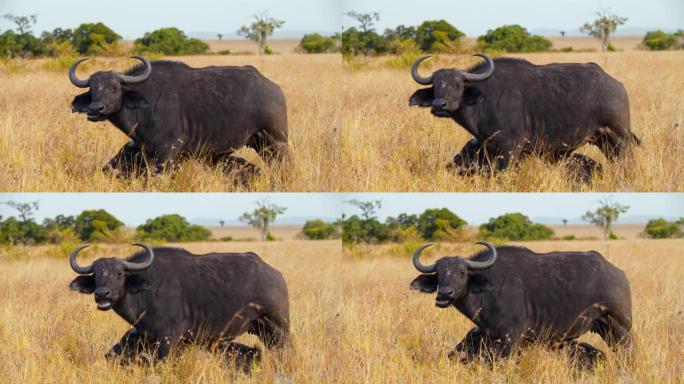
[466,241,498,270]
[118,56,152,84]
[68,57,91,88]
[123,243,155,272]
[412,243,436,273]
[69,244,94,274]
[411,55,434,85]
[462,53,494,82]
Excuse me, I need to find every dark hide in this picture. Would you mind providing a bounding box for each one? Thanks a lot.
[70,247,290,363]
[410,246,632,365]
[409,58,637,176]
[71,61,289,177]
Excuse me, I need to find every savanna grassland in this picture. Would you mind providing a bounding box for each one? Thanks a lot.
[0,239,342,383]
[1,46,682,192]
[341,239,684,383]
[340,50,684,191]
[0,53,342,192]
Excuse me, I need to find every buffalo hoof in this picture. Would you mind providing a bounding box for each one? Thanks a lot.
[564,341,606,371]
[221,342,262,373]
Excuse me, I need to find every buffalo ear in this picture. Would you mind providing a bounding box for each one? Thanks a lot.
[71,92,91,113]
[408,88,434,107]
[69,275,95,293]
[410,274,438,293]
[463,86,484,106]
[126,274,151,293]
[468,274,494,294]
[123,91,148,109]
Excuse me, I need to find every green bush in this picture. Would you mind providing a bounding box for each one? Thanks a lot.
[415,20,465,52]
[72,22,122,55]
[479,213,554,241]
[74,209,125,242]
[341,215,390,244]
[417,208,467,241]
[299,33,335,53]
[301,219,337,240]
[220,236,233,242]
[217,49,231,55]
[341,27,389,56]
[134,27,209,55]
[136,214,210,242]
[477,25,552,52]
[265,232,277,241]
[644,218,682,238]
[642,30,677,50]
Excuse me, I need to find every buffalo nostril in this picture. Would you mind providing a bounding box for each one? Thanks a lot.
[439,287,454,296]
[432,99,448,109]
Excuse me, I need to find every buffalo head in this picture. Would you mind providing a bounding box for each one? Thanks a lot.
[408,54,494,117]
[410,242,497,308]
[68,243,154,311]
[69,56,151,121]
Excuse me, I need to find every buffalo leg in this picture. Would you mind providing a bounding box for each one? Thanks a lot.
[594,316,632,351]
[449,139,490,176]
[104,141,145,177]
[250,314,290,350]
[448,327,483,362]
[560,341,605,371]
[105,327,146,363]
[564,153,603,184]
[213,155,260,184]
[593,132,633,160]
[219,341,262,372]
[248,130,290,164]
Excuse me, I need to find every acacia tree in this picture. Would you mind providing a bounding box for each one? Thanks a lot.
[344,11,380,32]
[582,198,629,240]
[237,11,285,55]
[240,198,287,241]
[345,199,381,221]
[580,9,627,51]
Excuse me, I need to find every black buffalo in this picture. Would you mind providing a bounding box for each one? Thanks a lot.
[69,56,289,178]
[68,243,290,366]
[410,242,632,366]
[408,54,639,180]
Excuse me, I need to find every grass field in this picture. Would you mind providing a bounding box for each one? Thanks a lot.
[341,238,684,383]
[0,47,682,192]
[0,239,342,383]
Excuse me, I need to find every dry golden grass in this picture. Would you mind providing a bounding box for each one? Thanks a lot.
[0,239,341,383]
[1,49,682,192]
[0,53,341,192]
[208,225,304,240]
[339,50,684,191]
[206,39,301,54]
[341,239,684,383]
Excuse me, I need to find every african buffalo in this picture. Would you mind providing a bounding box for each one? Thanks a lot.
[68,243,290,366]
[409,54,639,179]
[410,242,632,366]
[69,56,289,178]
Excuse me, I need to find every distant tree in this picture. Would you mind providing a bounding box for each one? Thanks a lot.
[560,30,566,38]
[299,33,335,53]
[562,219,568,226]
[135,27,209,55]
[345,199,381,221]
[136,214,210,242]
[477,24,552,52]
[4,200,39,222]
[237,11,285,55]
[580,9,627,52]
[341,27,389,56]
[344,11,380,33]
[240,198,287,241]
[479,213,554,241]
[71,22,122,55]
[3,13,37,35]
[643,218,682,239]
[74,209,124,242]
[301,219,337,240]
[582,199,629,240]
[642,30,677,50]
[417,208,467,241]
[415,19,465,52]
[1,13,43,58]
[0,200,45,245]
[219,220,225,227]
[217,33,223,40]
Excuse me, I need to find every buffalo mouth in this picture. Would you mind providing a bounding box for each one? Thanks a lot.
[87,113,107,122]
[431,108,451,118]
[435,297,452,308]
[96,299,112,311]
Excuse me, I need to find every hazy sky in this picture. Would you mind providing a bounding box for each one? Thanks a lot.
[2,193,682,226]
[341,0,683,35]
[0,193,343,226]
[0,0,340,39]
[341,193,684,224]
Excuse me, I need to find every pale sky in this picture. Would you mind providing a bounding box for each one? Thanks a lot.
[0,193,343,226]
[0,0,340,39]
[2,193,682,226]
[342,0,683,35]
